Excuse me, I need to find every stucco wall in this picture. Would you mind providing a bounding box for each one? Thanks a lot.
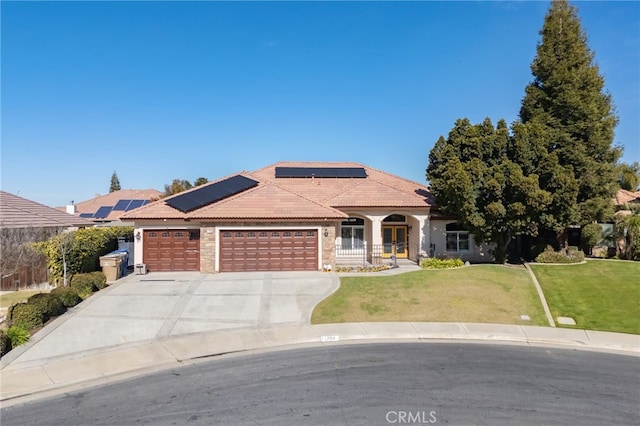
[429,220,493,263]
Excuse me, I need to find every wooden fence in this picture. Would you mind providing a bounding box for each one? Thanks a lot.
[1,257,49,291]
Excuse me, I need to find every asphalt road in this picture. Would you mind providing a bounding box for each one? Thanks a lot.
[2,342,638,426]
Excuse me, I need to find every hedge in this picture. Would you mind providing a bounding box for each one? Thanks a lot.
[27,293,67,322]
[70,271,107,298]
[0,329,11,358]
[420,258,465,269]
[51,286,83,307]
[34,226,133,286]
[9,303,44,330]
[535,246,585,264]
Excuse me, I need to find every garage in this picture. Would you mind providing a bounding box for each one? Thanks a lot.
[219,229,318,272]
[143,230,200,272]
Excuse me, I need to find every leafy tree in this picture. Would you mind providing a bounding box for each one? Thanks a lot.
[193,177,208,187]
[427,118,552,263]
[109,171,121,193]
[517,0,620,237]
[580,223,602,255]
[163,179,193,197]
[616,162,640,191]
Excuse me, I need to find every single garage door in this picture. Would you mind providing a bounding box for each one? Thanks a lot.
[219,229,318,272]
[143,230,200,272]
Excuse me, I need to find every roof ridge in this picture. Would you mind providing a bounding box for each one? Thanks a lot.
[266,179,348,216]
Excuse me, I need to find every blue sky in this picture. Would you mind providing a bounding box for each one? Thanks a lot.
[2,1,638,207]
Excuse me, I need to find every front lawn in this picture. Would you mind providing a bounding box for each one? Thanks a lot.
[531,260,640,335]
[312,265,547,326]
[0,290,44,310]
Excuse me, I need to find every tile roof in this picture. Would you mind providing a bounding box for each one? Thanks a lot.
[122,162,433,221]
[615,189,640,206]
[72,189,162,221]
[1,191,93,229]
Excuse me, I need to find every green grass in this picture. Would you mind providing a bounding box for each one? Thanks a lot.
[312,265,548,326]
[0,290,44,309]
[531,260,640,335]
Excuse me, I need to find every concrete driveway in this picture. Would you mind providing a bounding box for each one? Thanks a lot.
[4,271,339,366]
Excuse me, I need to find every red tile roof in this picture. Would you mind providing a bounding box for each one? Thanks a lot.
[1,191,93,229]
[73,189,162,221]
[615,189,640,206]
[122,162,433,221]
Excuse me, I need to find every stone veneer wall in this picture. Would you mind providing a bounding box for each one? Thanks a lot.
[199,222,340,273]
[200,226,217,273]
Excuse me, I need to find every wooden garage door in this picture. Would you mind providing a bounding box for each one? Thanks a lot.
[219,230,318,272]
[143,230,200,272]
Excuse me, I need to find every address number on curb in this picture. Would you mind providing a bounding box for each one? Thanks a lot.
[320,335,340,342]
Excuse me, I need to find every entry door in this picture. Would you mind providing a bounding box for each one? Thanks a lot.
[382,226,408,258]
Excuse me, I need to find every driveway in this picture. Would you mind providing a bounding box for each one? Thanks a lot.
[3,271,339,366]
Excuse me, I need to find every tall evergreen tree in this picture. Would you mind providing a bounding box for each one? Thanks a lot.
[427,118,552,263]
[517,0,620,232]
[109,171,121,193]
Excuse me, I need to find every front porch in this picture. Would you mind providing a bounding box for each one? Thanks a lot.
[335,242,422,267]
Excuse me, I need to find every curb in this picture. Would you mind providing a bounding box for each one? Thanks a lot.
[1,322,638,405]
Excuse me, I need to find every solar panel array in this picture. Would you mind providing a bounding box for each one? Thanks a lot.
[166,175,259,212]
[84,199,150,219]
[113,199,149,211]
[275,167,367,178]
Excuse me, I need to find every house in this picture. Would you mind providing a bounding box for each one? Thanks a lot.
[121,162,491,273]
[614,189,640,208]
[65,189,162,224]
[0,190,93,290]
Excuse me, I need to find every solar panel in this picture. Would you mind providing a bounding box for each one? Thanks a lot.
[125,199,145,211]
[79,213,95,218]
[275,167,367,178]
[93,206,113,219]
[142,200,150,206]
[165,175,259,212]
[113,199,132,211]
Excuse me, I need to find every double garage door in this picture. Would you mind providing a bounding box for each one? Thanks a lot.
[143,230,200,272]
[219,229,318,272]
[143,228,319,272]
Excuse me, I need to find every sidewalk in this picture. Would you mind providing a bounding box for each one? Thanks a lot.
[2,322,638,405]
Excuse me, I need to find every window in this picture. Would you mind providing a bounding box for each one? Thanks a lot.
[148,232,157,238]
[294,231,303,237]
[161,232,170,238]
[307,231,315,237]
[271,232,280,237]
[259,232,268,238]
[248,232,256,237]
[445,223,470,252]
[283,231,292,237]
[174,232,184,238]
[236,232,244,237]
[341,217,364,250]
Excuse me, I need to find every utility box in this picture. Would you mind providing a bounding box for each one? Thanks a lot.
[135,263,147,275]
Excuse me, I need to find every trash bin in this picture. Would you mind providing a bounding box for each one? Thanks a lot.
[100,255,121,282]
[111,249,129,278]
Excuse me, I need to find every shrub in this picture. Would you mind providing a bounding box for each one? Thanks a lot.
[535,246,585,264]
[28,293,67,322]
[581,223,603,254]
[88,271,108,290]
[420,258,465,269]
[6,325,30,347]
[0,329,11,358]
[34,226,133,286]
[70,273,99,298]
[9,303,44,331]
[51,286,83,307]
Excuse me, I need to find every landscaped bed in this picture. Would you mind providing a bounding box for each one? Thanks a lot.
[531,259,640,335]
[312,264,547,326]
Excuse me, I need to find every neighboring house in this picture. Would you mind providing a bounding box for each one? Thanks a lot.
[0,191,92,290]
[121,162,491,273]
[614,189,640,208]
[65,189,162,224]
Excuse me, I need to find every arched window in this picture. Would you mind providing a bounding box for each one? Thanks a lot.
[446,223,470,252]
[383,214,406,223]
